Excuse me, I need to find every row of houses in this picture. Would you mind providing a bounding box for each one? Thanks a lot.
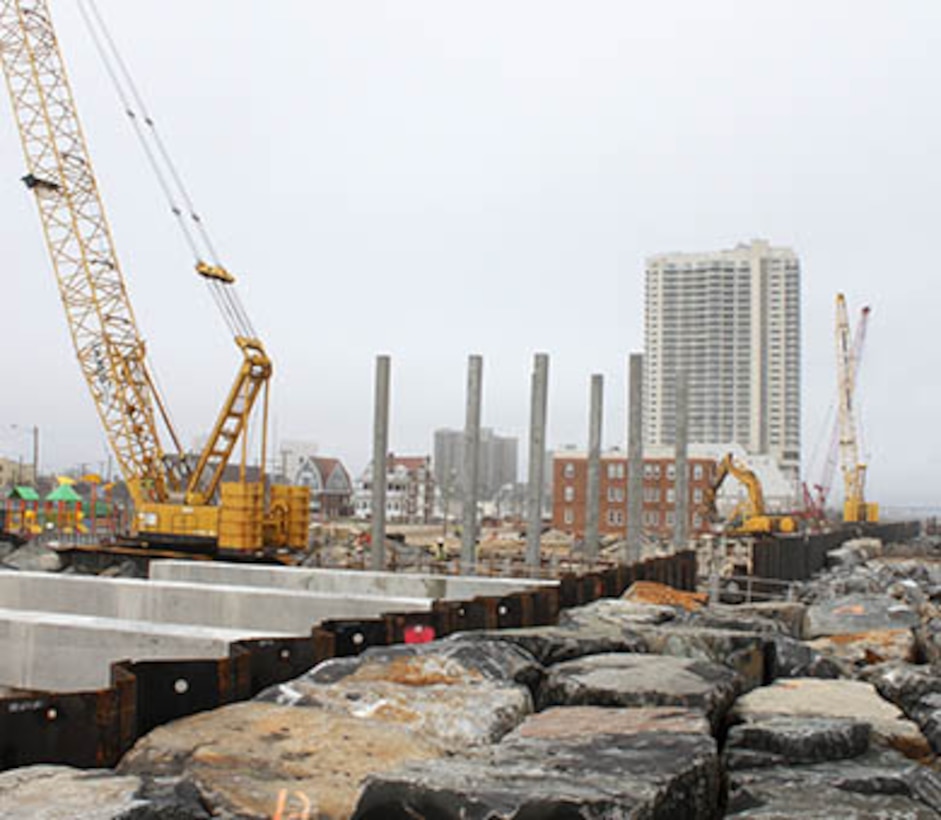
[9,444,791,537]
[287,453,436,524]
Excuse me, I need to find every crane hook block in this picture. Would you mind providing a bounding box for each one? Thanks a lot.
[195,261,236,284]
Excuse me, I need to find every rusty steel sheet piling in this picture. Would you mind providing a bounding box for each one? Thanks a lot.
[0,551,698,772]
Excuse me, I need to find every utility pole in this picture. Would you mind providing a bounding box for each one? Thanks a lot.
[32,425,38,485]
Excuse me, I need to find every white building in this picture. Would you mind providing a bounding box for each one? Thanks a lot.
[644,239,800,486]
[353,455,435,524]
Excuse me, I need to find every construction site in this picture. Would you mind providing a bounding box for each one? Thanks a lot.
[1,0,940,818]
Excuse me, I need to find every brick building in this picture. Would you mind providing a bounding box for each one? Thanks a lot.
[551,450,716,540]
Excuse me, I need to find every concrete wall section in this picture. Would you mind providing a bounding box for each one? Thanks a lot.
[0,608,267,691]
[0,571,432,634]
[149,560,556,601]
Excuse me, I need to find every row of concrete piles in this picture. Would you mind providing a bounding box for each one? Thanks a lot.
[368,352,693,571]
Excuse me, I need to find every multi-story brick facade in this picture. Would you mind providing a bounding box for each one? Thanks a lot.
[551,451,716,540]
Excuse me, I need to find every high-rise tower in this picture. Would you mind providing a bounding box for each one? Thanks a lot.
[644,239,800,482]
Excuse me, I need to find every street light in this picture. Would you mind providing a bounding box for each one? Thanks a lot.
[3,424,38,486]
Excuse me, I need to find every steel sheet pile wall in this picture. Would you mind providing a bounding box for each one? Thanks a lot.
[752,521,921,583]
[0,552,696,772]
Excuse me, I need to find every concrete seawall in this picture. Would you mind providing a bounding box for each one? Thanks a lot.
[149,560,557,601]
[0,570,432,634]
[0,607,288,690]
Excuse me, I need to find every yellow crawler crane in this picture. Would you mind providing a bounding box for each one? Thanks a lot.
[0,0,309,557]
[835,293,878,524]
[702,453,797,536]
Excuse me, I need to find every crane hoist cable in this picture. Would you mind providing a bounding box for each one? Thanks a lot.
[77,0,256,343]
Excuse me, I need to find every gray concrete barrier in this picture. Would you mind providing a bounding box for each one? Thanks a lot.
[0,607,274,691]
[149,560,558,601]
[0,570,432,634]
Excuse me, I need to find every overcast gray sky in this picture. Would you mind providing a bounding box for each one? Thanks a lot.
[1,1,939,507]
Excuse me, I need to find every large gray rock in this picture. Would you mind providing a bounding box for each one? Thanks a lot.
[448,623,648,667]
[2,543,63,573]
[258,668,531,751]
[691,601,807,639]
[727,750,941,818]
[805,594,920,639]
[635,623,771,690]
[538,652,739,731]
[506,704,713,741]
[917,613,941,665]
[559,597,679,629]
[863,662,941,715]
[0,765,207,819]
[916,693,941,754]
[826,538,883,572]
[770,635,849,679]
[119,702,443,820]
[354,706,721,819]
[733,678,932,761]
[864,662,941,755]
[725,716,871,769]
[808,628,918,669]
[257,638,536,750]
[299,638,543,691]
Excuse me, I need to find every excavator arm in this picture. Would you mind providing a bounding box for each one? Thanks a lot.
[701,452,792,535]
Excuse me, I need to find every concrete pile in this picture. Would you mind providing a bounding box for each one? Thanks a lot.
[2,536,941,818]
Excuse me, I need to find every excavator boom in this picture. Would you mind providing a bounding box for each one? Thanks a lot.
[703,452,795,536]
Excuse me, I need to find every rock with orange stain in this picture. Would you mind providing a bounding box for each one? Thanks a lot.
[622,580,708,612]
[805,594,919,639]
[118,701,443,820]
[808,628,917,669]
[259,674,532,752]
[256,639,537,751]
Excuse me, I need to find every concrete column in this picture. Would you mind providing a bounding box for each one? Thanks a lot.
[625,353,643,565]
[370,355,390,571]
[584,374,604,562]
[674,369,689,550]
[526,353,550,571]
[461,355,483,571]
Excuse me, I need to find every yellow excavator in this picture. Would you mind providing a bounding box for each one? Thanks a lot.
[702,453,798,536]
[0,1,309,558]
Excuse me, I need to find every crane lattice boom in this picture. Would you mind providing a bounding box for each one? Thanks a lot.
[0,0,181,504]
[834,292,877,523]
